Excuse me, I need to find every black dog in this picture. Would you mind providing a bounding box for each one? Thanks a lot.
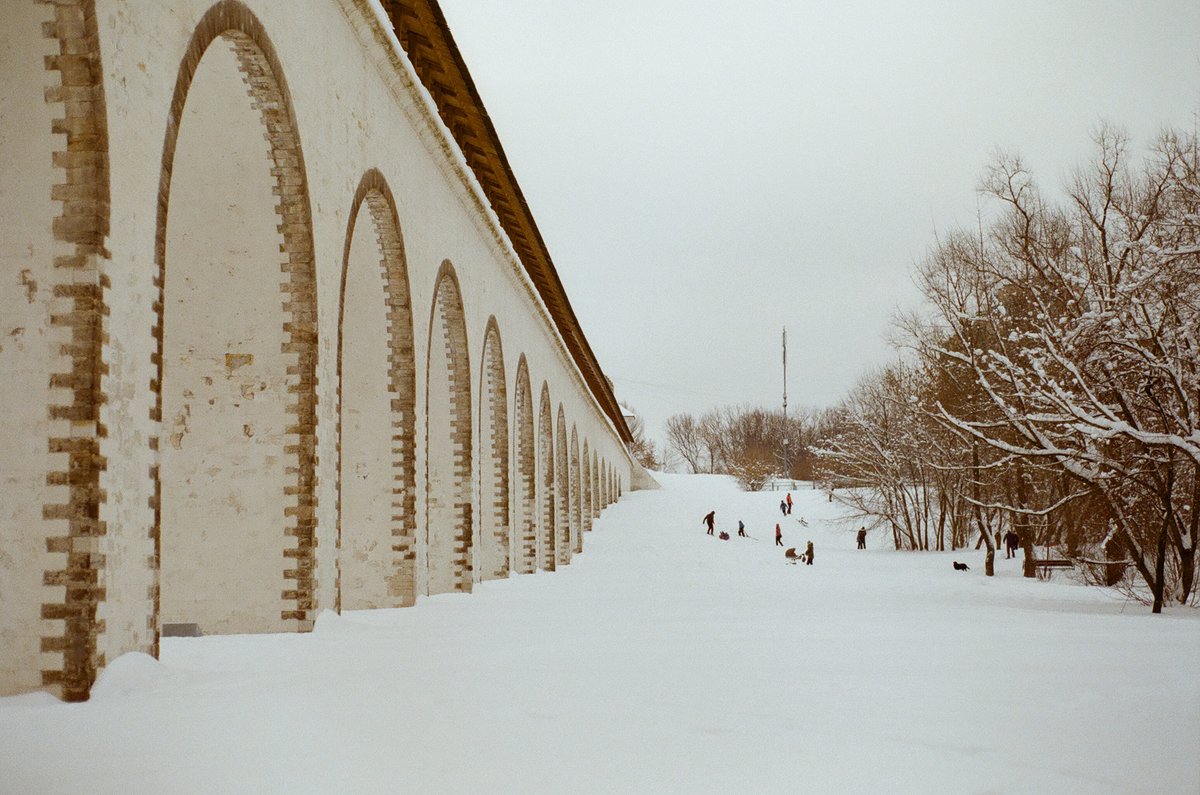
[952,561,969,571]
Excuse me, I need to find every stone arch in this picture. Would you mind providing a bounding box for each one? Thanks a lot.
[570,426,582,554]
[477,317,509,581]
[425,262,473,595]
[537,383,556,571]
[582,440,592,533]
[336,170,416,610]
[152,1,318,639]
[555,405,570,567]
[512,357,536,574]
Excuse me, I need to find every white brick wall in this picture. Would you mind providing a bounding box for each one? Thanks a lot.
[0,0,639,700]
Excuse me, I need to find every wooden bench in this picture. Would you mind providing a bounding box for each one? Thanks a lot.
[1033,558,1074,571]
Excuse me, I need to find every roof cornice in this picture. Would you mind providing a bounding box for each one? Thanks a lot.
[379,0,632,445]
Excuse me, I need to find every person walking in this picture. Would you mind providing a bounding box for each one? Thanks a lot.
[775,523,783,546]
[702,511,715,536]
[1004,530,1020,559]
[856,527,867,549]
[737,520,747,538]
[779,499,787,517]
[785,492,793,515]
[805,540,815,565]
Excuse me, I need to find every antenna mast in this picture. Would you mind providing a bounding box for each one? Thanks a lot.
[782,326,789,481]
[782,326,788,420]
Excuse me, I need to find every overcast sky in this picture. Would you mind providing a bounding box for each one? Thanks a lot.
[437,0,1200,447]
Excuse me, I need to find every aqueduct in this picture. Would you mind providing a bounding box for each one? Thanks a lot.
[0,0,645,701]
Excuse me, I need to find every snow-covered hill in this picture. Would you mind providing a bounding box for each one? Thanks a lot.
[2,474,1197,792]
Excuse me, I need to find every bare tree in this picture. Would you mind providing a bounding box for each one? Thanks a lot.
[698,410,725,473]
[665,413,705,473]
[813,122,1199,604]
[664,405,812,488]
[913,125,1199,611]
[622,403,660,470]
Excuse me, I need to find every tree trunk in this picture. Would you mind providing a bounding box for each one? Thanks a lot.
[935,493,947,552]
[1103,532,1125,587]
[971,442,995,577]
[1178,549,1194,605]
[1022,538,1036,578]
[1152,509,1170,614]
[1178,476,1198,604]
[1014,466,1036,578]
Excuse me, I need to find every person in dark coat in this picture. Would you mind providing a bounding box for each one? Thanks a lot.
[775,523,783,546]
[805,540,814,565]
[856,527,867,549]
[703,511,715,535]
[737,520,747,538]
[1004,530,1020,559]
[779,499,787,517]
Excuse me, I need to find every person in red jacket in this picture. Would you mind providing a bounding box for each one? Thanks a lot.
[775,523,783,546]
[785,492,793,515]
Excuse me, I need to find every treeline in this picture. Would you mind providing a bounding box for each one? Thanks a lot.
[662,124,1198,612]
[817,125,1199,612]
[664,406,818,490]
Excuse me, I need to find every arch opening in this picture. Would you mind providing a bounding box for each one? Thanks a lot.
[337,174,416,610]
[155,14,318,637]
[537,385,555,571]
[424,264,472,595]
[512,359,536,574]
[477,320,509,581]
[570,427,582,554]
[602,461,609,508]
[555,405,570,567]
[582,440,592,533]
[592,450,600,520]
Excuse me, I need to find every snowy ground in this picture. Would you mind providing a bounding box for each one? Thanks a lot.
[2,473,1197,793]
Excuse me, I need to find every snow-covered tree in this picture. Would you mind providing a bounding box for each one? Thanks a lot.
[913,125,1199,611]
